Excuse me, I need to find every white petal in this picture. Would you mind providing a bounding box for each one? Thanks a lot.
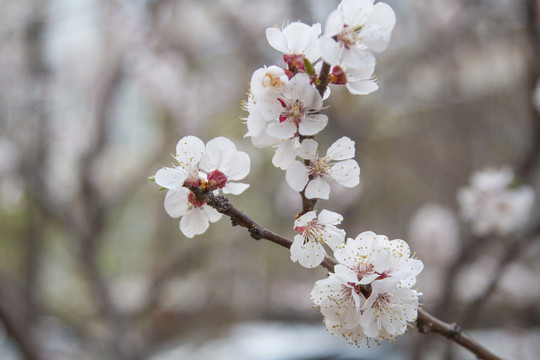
[290,234,326,268]
[298,139,318,160]
[346,79,379,95]
[361,3,396,52]
[295,211,317,228]
[272,139,299,170]
[154,167,186,190]
[199,137,236,172]
[305,178,331,199]
[326,137,355,160]
[222,182,250,195]
[163,188,190,218]
[175,136,205,167]
[328,159,360,187]
[266,27,287,53]
[341,0,373,26]
[245,110,269,139]
[298,114,328,136]
[179,208,210,238]
[285,161,310,191]
[202,205,223,223]
[283,22,317,54]
[323,226,346,251]
[319,36,342,66]
[266,121,297,139]
[323,9,343,36]
[318,209,344,226]
[221,151,250,181]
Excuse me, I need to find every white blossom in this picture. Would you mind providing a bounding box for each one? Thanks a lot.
[359,281,421,341]
[457,167,535,236]
[266,22,322,63]
[154,136,250,237]
[320,0,396,68]
[286,137,360,199]
[290,209,346,268]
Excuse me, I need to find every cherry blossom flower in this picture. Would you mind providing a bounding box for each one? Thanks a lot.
[163,187,223,238]
[286,137,360,199]
[154,136,250,237]
[359,281,421,341]
[265,73,328,139]
[311,264,366,328]
[327,58,379,95]
[457,166,535,236]
[320,0,396,68]
[266,22,322,72]
[290,209,346,268]
[244,72,328,170]
[249,65,289,100]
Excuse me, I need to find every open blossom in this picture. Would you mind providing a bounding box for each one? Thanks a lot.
[359,281,421,341]
[311,231,423,345]
[154,136,250,237]
[290,210,346,268]
[457,166,535,236]
[244,72,328,169]
[286,137,360,199]
[320,0,396,68]
[266,22,321,72]
[266,22,321,61]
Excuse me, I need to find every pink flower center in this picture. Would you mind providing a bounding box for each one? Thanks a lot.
[283,54,306,74]
[207,169,228,189]
[278,98,305,126]
[329,65,347,85]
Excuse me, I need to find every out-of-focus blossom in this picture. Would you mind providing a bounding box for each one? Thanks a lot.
[408,203,460,267]
[457,167,535,237]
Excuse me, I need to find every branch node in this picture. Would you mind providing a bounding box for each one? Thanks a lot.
[448,323,462,339]
[249,225,263,240]
[206,194,231,213]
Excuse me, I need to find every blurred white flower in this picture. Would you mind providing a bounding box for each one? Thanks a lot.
[408,203,460,267]
[457,167,535,237]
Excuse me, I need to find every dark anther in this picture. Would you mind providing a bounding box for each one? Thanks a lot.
[249,225,263,240]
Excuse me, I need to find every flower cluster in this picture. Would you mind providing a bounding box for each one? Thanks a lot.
[244,0,395,173]
[457,166,534,237]
[311,231,423,345]
[154,136,250,238]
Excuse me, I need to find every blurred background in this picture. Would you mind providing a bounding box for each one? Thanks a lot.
[0,0,539,359]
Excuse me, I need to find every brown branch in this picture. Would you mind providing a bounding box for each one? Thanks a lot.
[416,310,503,360]
[0,277,44,360]
[184,184,503,360]
[517,0,540,179]
[316,61,331,98]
